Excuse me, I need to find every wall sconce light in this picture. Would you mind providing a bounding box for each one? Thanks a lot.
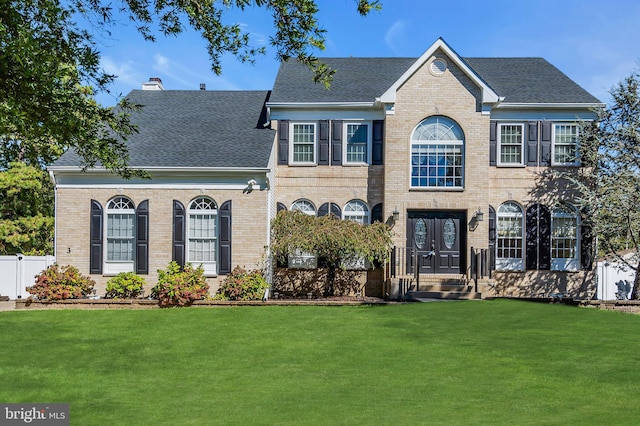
[471,207,484,222]
[392,208,400,222]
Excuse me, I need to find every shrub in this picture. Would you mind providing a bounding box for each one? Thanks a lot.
[217,266,269,301]
[151,261,209,307]
[105,272,146,298]
[26,264,95,300]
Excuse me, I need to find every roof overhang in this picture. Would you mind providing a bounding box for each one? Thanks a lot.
[48,166,270,174]
[379,37,501,105]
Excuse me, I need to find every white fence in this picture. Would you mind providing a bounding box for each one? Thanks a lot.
[0,255,55,300]
[597,259,636,300]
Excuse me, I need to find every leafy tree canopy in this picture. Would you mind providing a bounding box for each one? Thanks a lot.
[573,70,640,297]
[0,162,54,254]
[1,0,381,175]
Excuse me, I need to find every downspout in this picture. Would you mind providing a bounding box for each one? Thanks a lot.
[49,170,57,260]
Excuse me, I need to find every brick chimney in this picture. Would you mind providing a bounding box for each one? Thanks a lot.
[142,77,164,90]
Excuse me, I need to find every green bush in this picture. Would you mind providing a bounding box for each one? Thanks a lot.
[217,266,269,301]
[151,261,209,307]
[26,264,95,300]
[105,272,146,298]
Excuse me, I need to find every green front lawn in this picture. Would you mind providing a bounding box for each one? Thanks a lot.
[1,300,639,425]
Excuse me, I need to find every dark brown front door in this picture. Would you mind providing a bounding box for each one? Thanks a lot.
[406,211,465,274]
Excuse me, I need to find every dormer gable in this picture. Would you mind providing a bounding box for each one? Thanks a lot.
[378,37,501,109]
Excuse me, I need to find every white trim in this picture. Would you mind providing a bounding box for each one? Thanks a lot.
[551,123,580,166]
[342,121,372,166]
[289,121,317,165]
[380,38,500,105]
[495,201,525,271]
[494,102,604,109]
[497,122,525,166]
[266,102,376,109]
[550,207,580,271]
[54,183,255,190]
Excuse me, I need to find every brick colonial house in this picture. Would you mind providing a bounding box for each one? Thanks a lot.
[49,38,601,299]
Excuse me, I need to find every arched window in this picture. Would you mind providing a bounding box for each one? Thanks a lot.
[291,199,316,215]
[551,206,580,271]
[411,116,465,188]
[105,196,135,273]
[343,200,370,224]
[289,199,317,268]
[188,197,218,275]
[496,201,524,271]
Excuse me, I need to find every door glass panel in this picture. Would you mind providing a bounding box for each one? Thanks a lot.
[415,219,427,249]
[443,218,456,249]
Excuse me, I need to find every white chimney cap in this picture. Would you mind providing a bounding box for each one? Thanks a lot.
[142,77,164,90]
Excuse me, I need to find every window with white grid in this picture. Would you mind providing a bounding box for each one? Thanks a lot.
[188,197,217,270]
[343,200,369,224]
[345,123,369,164]
[106,197,135,263]
[291,123,316,164]
[498,123,524,165]
[289,199,317,268]
[496,202,524,270]
[553,124,579,165]
[411,116,464,188]
[551,207,579,271]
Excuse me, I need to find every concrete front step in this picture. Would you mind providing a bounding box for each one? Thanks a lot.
[407,290,482,301]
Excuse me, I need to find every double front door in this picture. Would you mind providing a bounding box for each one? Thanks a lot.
[406,211,464,274]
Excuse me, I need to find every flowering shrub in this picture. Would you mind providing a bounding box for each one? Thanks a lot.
[217,266,269,301]
[105,272,146,298]
[151,261,209,307]
[26,264,95,300]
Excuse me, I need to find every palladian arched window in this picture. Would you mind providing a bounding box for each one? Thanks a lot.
[188,197,218,275]
[411,116,465,188]
[551,206,580,271]
[106,196,135,273]
[496,201,524,271]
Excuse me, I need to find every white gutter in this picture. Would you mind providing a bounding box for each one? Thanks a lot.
[266,101,378,109]
[47,166,270,174]
[494,102,605,109]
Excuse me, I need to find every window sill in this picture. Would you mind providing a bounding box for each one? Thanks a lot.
[409,187,464,192]
[496,164,525,168]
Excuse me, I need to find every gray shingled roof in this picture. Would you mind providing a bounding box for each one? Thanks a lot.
[269,57,600,104]
[53,90,275,169]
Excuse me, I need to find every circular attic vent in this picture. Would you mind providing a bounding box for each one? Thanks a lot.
[430,58,447,75]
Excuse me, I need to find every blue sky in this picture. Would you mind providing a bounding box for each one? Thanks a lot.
[95,0,640,106]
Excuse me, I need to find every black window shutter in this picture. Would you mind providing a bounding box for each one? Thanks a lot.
[277,120,289,165]
[219,200,232,274]
[318,120,329,165]
[488,205,496,271]
[276,202,287,212]
[526,203,551,270]
[331,120,343,166]
[372,120,384,165]
[541,121,552,166]
[581,215,594,270]
[538,204,551,270]
[525,205,538,270]
[318,202,341,218]
[489,120,497,166]
[371,203,383,223]
[526,121,539,166]
[89,200,103,274]
[172,200,186,268]
[135,200,149,274]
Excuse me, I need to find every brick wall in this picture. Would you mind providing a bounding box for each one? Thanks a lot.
[55,186,269,295]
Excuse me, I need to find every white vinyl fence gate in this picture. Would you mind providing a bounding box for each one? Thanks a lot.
[0,255,55,300]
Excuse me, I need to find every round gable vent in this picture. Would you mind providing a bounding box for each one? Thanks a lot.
[430,58,447,75]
